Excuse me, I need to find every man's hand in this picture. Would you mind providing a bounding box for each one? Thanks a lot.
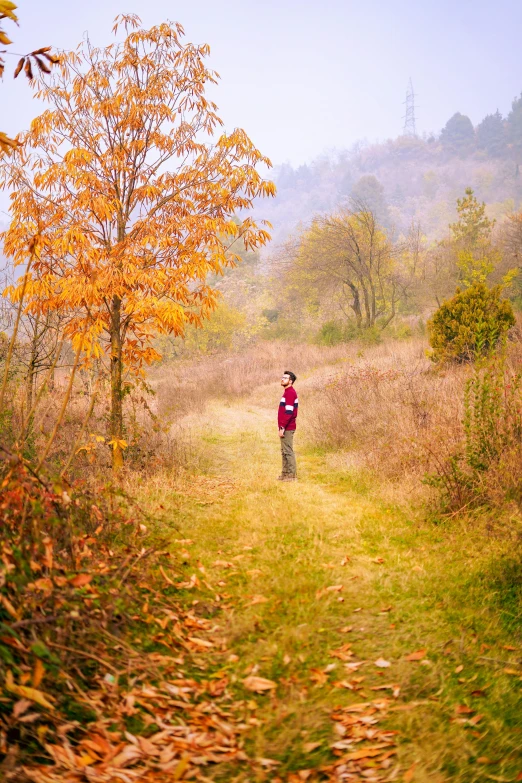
[279,427,285,438]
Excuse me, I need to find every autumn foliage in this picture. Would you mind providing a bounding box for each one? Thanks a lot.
[0,1,59,152]
[428,283,515,363]
[1,14,275,469]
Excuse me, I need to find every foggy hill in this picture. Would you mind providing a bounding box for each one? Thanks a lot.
[259,96,522,245]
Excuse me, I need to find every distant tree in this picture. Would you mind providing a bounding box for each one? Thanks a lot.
[450,188,500,286]
[507,94,522,155]
[476,111,506,157]
[350,175,390,227]
[277,164,296,189]
[284,207,415,330]
[440,112,475,153]
[338,169,354,197]
[296,164,313,185]
[422,171,438,200]
[450,188,494,247]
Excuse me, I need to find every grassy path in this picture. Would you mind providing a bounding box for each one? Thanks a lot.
[142,378,522,782]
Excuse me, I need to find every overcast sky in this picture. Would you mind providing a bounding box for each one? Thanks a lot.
[2,0,522,172]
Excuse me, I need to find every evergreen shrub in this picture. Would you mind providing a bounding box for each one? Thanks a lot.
[428,283,515,364]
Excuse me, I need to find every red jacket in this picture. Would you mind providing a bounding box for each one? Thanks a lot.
[278,386,298,431]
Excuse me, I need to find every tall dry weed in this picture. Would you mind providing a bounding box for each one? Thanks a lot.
[305,338,470,481]
[152,340,350,421]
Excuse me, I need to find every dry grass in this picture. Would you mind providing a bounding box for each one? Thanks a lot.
[136,390,522,783]
[304,338,470,485]
[151,340,351,422]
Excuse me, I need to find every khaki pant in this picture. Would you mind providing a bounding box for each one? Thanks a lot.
[280,430,297,476]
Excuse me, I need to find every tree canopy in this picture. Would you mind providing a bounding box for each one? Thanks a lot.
[1,14,275,469]
[440,112,475,152]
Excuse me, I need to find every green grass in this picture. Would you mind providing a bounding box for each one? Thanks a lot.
[138,393,522,782]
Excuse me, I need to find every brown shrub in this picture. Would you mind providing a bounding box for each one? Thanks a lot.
[305,338,470,481]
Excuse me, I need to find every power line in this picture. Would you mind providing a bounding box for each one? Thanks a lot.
[402,78,417,137]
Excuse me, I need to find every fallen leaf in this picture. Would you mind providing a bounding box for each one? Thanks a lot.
[329,643,353,661]
[469,713,484,725]
[342,745,390,761]
[455,705,474,715]
[0,596,19,620]
[374,658,391,668]
[404,762,416,782]
[32,659,45,689]
[303,741,321,753]
[111,744,142,767]
[405,649,427,661]
[326,584,343,592]
[68,573,93,588]
[249,595,269,605]
[345,661,366,671]
[470,689,486,697]
[455,665,464,673]
[310,668,328,686]
[477,757,496,764]
[372,557,385,564]
[30,578,54,593]
[188,637,213,648]
[243,676,277,693]
[370,683,401,698]
[13,699,32,719]
[503,668,522,676]
[5,671,54,711]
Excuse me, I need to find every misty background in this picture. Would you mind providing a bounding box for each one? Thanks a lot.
[2,0,522,238]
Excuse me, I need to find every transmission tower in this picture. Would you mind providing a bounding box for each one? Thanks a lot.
[402,78,417,137]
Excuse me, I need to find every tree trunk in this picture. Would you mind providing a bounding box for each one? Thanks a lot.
[369,282,377,327]
[25,356,36,420]
[25,315,40,433]
[380,284,397,330]
[361,283,372,328]
[345,281,362,328]
[110,296,124,472]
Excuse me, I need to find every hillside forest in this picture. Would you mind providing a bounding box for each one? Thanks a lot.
[1,7,522,783]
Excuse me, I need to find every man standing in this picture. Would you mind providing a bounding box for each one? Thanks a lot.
[278,370,298,481]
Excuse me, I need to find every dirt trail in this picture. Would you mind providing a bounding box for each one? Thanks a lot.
[157,370,522,782]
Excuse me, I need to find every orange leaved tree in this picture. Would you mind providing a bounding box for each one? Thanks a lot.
[1,15,275,469]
